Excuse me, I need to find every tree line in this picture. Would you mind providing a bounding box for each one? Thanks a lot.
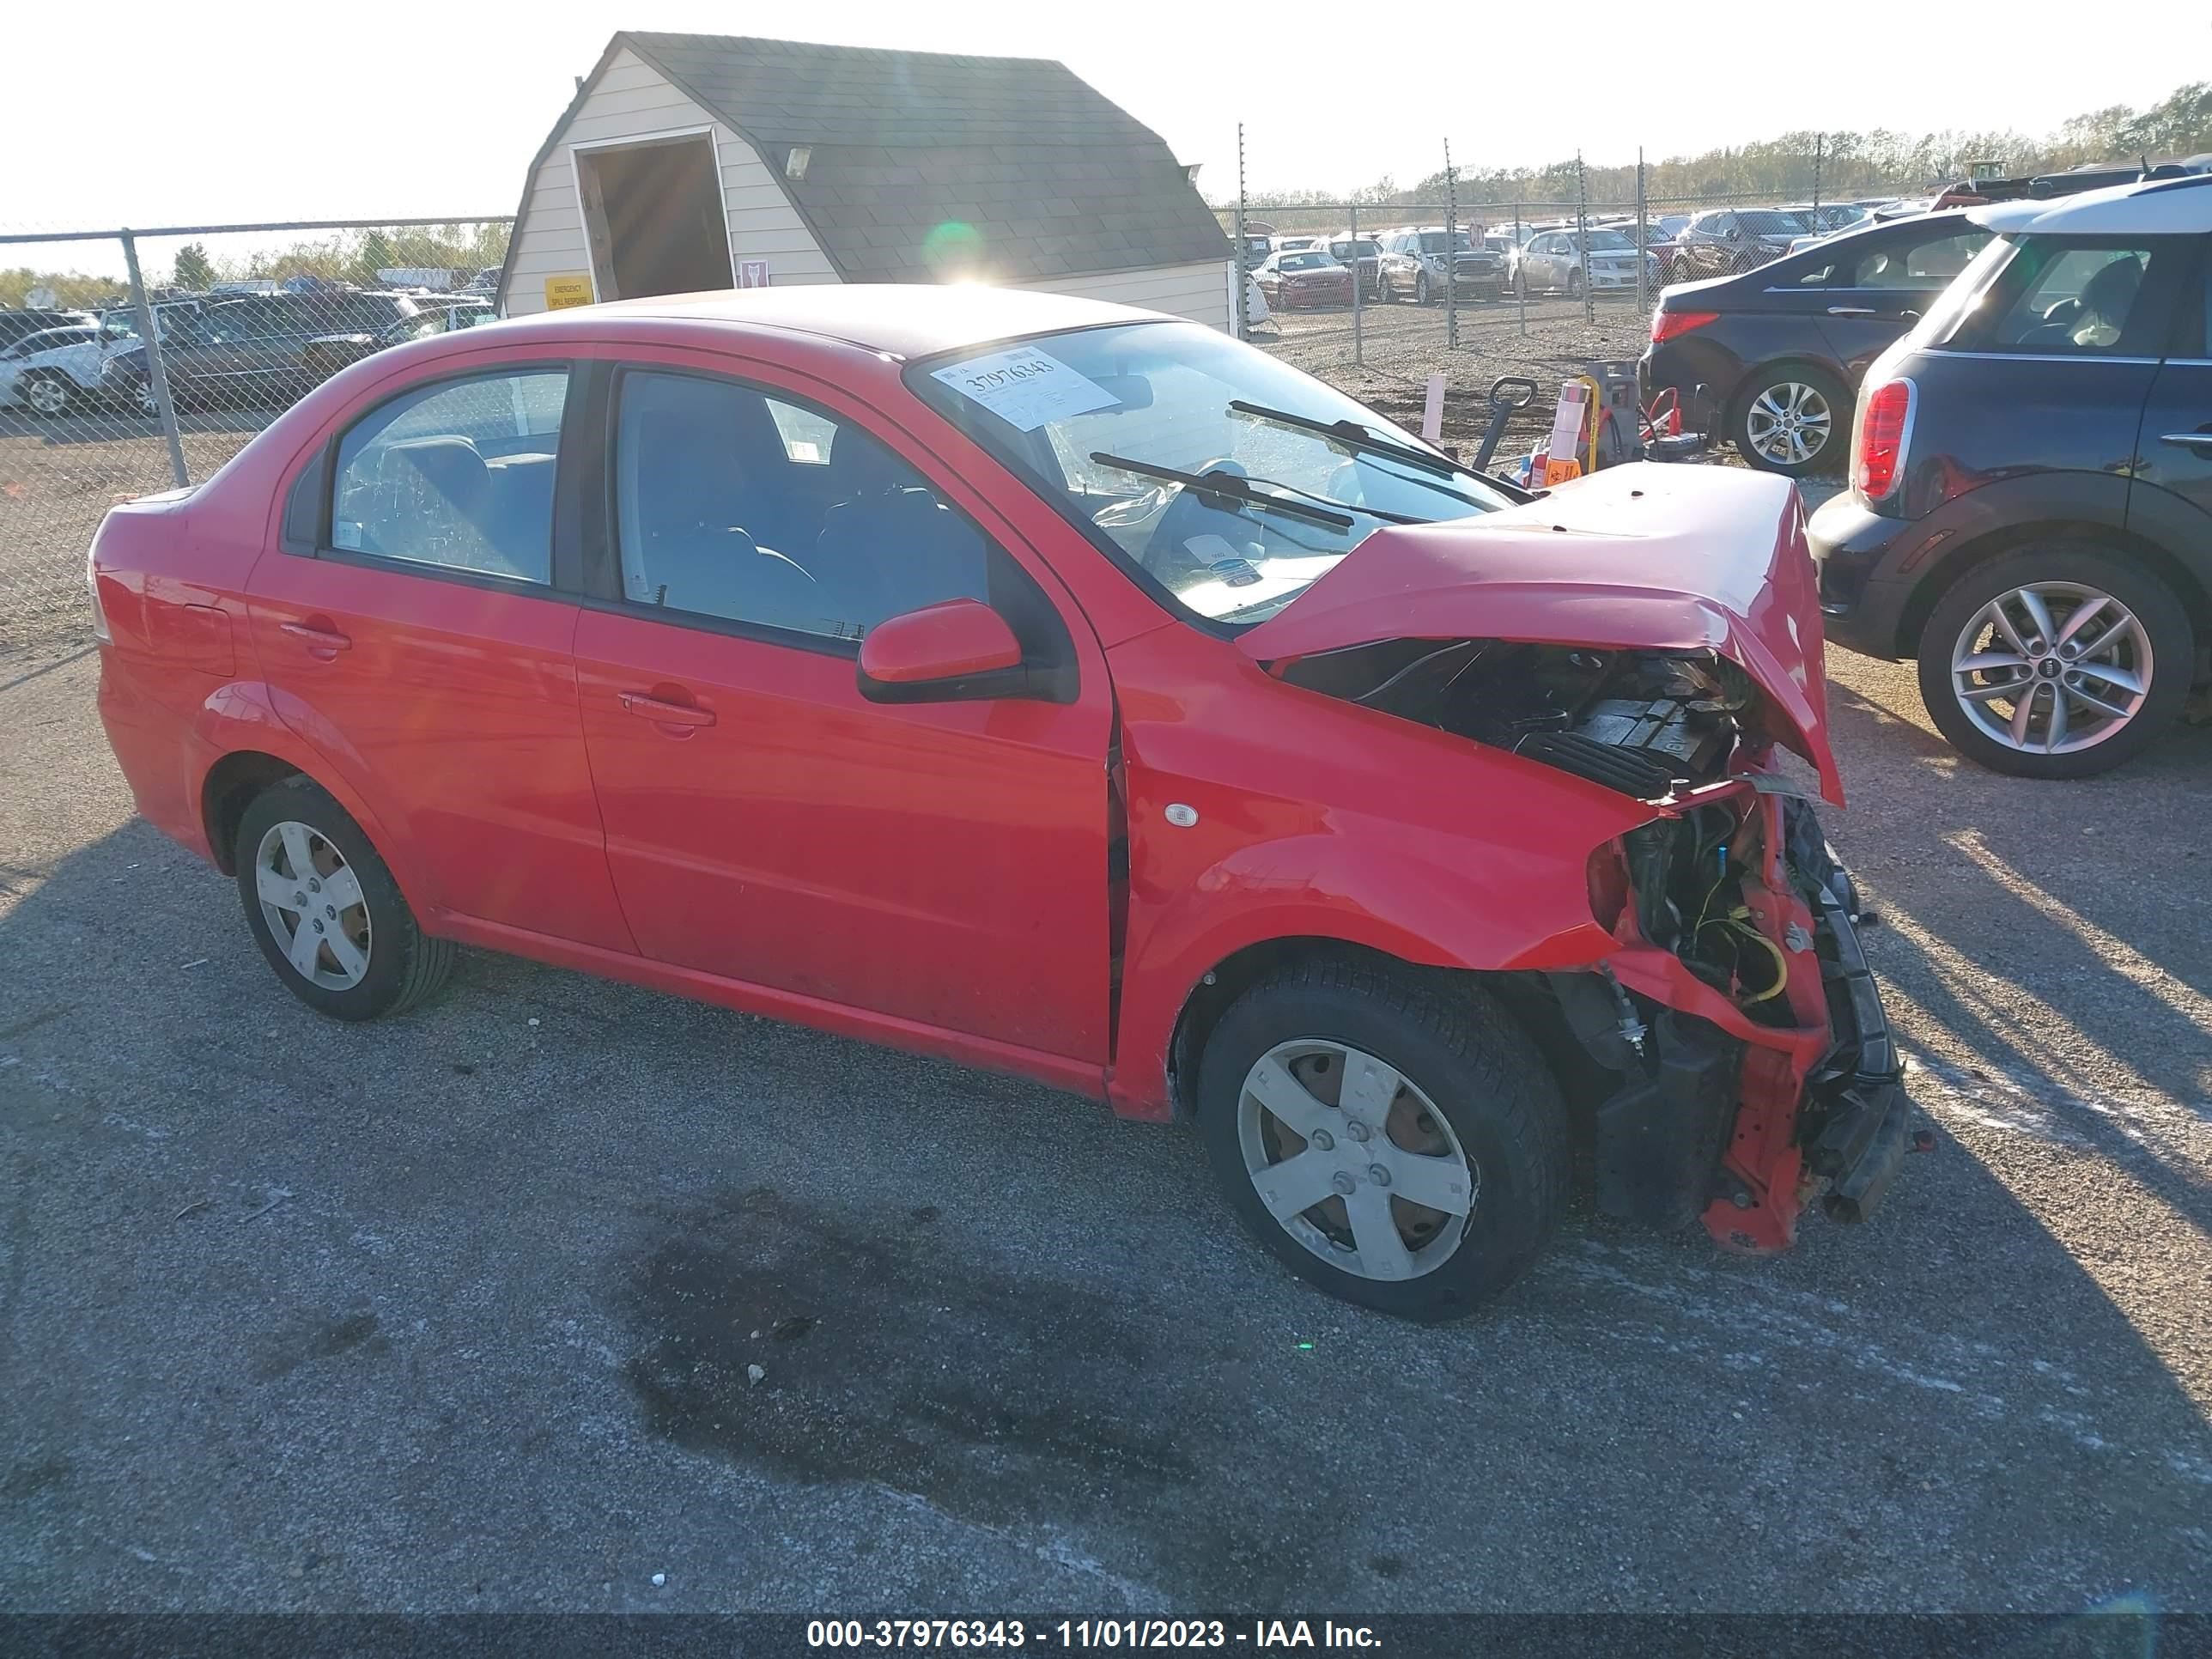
[3,223,512,313]
[1231,79,2210,210]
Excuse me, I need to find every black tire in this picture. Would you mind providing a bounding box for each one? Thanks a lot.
[1414,271,1431,306]
[1198,958,1569,1322]
[234,775,455,1020]
[1567,270,1583,299]
[1729,362,1849,478]
[1915,544,2193,780]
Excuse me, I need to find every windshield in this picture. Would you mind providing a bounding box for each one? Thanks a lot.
[1582,230,1636,251]
[1740,210,1814,237]
[1276,252,1338,271]
[1419,232,1476,253]
[911,322,1510,625]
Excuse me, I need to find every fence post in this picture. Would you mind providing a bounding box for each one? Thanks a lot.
[1233,125,1249,341]
[1349,199,1363,368]
[1443,141,1459,352]
[1813,133,1824,214]
[121,230,188,490]
[1515,202,1526,336]
[1636,149,1648,313]
[1576,154,1593,327]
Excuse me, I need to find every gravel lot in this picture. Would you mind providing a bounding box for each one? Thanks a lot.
[3,610,2209,1612]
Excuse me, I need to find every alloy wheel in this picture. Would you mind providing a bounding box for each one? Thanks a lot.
[1948,582,2153,757]
[25,377,69,416]
[254,820,372,990]
[1237,1038,1477,1282]
[1744,380,1832,466]
[135,379,160,418]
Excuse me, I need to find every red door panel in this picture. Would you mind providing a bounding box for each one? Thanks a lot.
[246,557,634,952]
[573,610,1112,1062]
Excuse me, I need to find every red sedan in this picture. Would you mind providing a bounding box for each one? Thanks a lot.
[1255,250,1354,309]
[90,286,1910,1319]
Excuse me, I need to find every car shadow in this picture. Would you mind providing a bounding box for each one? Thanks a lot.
[1821,671,2212,1217]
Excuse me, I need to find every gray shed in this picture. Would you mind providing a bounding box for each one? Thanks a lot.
[497,32,1235,327]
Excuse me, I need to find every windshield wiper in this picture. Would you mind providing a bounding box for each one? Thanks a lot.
[1088,453,1352,529]
[1227,399,1459,477]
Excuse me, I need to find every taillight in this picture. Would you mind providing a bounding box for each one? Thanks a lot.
[1856,378,1915,502]
[1650,308,1717,344]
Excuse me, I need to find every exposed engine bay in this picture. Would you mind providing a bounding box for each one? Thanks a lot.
[1278,634,1913,1251]
[1277,638,1762,803]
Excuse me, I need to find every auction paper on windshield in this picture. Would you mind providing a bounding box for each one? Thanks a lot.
[930,346,1118,431]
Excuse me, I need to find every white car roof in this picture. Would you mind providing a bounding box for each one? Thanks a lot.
[1971,174,2212,235]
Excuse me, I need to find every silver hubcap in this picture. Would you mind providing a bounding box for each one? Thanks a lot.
[255,820,371,990]
[1745,381,1832,465]
[1949,581,2152,756]
[27,379,66,414]
[1237,1039,1477,1282]
[137,383,158,416]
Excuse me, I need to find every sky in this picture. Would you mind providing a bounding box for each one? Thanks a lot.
[4,0,2205,274]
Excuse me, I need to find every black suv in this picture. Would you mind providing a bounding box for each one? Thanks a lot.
[1809,174,2212,778]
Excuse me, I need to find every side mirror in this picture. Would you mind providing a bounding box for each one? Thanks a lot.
[857,599,1028,704]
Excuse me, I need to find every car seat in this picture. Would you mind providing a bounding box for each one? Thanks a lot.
[622,408,821,629]
[811,439,988,633]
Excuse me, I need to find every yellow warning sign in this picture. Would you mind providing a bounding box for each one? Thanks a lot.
[544,274,593,311]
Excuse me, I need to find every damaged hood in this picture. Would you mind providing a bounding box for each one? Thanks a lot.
[1237,463,1843,805]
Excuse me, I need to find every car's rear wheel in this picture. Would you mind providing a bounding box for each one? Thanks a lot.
[21,373,73,417]
[1198,959,1568,1321]
[1917,544,2192,779]
[1732,364,1847,477]
[132,376,160,418]
[234,776,455,1020]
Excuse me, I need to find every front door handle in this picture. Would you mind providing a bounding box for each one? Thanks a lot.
[280,619,350,657]
[618,690,715,728]
[2159,432,2212,450]
[1826,306,1877,319]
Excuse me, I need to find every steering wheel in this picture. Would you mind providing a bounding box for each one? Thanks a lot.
[2039,296,2084,330]
[1142,457,1257,580]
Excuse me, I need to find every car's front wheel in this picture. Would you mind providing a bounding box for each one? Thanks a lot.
[21,373,74,417]
[1414,271,1431,305]
[1917,544,2192,779]
[1199,959,1568,1321]
[1732,364,1847,477]
[234,775,456,1019]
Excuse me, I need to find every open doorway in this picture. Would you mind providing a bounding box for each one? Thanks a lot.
[573,131,735,302]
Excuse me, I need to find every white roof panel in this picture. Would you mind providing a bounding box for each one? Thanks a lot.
[1970,175,2212,235]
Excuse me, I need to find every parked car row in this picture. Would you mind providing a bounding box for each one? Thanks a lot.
[1,289,495,419]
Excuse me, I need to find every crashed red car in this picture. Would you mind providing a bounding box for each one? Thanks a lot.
[91,287,1910,1320]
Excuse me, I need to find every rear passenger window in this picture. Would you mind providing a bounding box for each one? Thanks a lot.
[329,369,568,584]
[612,370,988,640]
[1848,232,1986,288]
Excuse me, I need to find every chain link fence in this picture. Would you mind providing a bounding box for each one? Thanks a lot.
[1,217,511,649]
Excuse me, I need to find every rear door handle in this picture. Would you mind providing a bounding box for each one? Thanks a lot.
[1826,306,1877,319]
[618,690,715,728]
[280,620,350,655]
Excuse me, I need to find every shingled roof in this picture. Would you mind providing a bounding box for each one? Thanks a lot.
[568,31,1230,285]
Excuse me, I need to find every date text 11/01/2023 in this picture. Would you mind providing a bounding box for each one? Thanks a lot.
[805,1620,1383,1650]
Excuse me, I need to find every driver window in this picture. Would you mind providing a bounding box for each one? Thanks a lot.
[613,369,988,639]
[1989,245,2156,352]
